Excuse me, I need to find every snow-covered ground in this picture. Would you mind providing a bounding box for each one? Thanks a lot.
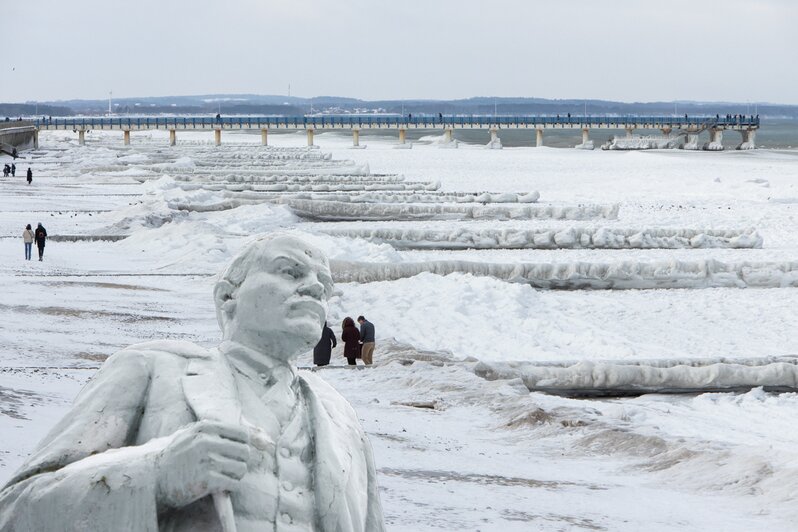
[1,129,797,530]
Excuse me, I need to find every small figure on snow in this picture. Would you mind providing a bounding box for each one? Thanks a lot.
[34,222,46,261]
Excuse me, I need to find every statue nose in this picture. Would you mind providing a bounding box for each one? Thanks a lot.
[298,279,324,299]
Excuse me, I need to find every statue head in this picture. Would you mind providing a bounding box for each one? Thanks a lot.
[214,234,333,361]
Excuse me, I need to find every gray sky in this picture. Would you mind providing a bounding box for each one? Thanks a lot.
[5,0,797,104]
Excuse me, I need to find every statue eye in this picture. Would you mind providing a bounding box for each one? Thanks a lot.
[280,266,302,279]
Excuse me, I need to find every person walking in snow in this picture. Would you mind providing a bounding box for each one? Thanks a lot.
[34,222,47,261]
[313,321,337,367]
[341,317,361,366]
[357,315,375,366]
[26,167,32,185]
[10,163,15,177]
[22,224,34,260]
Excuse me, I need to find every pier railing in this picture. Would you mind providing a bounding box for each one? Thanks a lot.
[33,114,760,130]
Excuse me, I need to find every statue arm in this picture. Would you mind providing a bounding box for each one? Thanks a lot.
[0,349,162,531]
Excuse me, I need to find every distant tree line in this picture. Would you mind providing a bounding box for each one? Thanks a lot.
[1,97,795,118]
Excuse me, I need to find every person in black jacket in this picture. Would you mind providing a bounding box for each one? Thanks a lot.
[26,167,32,185]
[313,321,337,366]
[34,222,47,261]
[341,317,361,366]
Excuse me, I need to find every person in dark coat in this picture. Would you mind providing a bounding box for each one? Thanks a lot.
[34,222,47,261]
[10,163,15,177]
[341,316,361,366]
[313,321,337,366]
[26,167,32,185]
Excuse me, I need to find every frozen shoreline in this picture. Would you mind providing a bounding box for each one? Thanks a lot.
[1,129,797,530]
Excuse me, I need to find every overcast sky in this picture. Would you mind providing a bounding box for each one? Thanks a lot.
[5,0,797,104]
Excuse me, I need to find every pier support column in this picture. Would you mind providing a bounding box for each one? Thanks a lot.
[123,130,131,146]
[352,129,360,147]
[399,128,406,144]
[444,128,453,143]
[625,127,635,139]
[661,126,672,137]
[737,129,756,150]
[684,132,700,150]
[307,129,314,146]
[78,129,85,146]
[488,127,501,149]
[261,128,268,146]
[704,128,724,151]
[582,128,590,144]
[536,128,544,147]
[214,128,221,146]
[33,129,39,150]
[169,129,176,146]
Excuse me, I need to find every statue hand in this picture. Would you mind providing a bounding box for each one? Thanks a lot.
[156,421,252,509]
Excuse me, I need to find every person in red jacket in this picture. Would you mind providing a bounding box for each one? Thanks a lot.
[341,316,361,365]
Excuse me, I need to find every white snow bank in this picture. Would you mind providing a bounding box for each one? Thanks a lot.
[319,226,762,250]
[113,202,299,269]
[330,258,798,289]
[287,232,404,263]
[328,273,628,362]
[285,199,618,222]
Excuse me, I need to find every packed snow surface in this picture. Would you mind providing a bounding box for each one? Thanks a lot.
[2,129,798,530]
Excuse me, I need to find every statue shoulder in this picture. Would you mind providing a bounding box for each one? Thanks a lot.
[114,339,213,361]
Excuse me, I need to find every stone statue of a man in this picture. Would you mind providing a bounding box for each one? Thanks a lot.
[0,235,385,532]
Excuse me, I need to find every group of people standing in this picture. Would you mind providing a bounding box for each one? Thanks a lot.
[3,163,14,177]
[314,315,376,367]
[2,163,33,183]
[22,223,47,261]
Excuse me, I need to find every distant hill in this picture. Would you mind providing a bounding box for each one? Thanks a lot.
[1,94,794,118]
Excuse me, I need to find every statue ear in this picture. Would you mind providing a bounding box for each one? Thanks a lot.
[214,280,237,330]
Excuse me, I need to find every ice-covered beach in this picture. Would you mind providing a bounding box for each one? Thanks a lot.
[2,129,798,530]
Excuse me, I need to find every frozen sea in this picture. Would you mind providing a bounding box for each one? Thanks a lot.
[1,128,797,530]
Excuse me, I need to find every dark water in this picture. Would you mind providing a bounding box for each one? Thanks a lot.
[354,118,798,149]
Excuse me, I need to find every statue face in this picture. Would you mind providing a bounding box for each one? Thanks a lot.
[223,237,333,360]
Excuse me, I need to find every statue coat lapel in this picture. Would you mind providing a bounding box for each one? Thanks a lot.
[299,376,356,532]
[181,351,242,424]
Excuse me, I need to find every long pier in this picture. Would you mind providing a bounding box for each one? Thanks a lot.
[29,114,760,150]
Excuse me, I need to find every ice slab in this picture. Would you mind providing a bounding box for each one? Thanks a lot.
[475,357,798,396]
[319,226,762,250]
[330,258,798,289]
[286,199,619,222]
